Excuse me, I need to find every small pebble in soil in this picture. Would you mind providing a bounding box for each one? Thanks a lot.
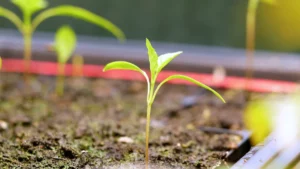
[118,136,134,144]
[0,120,8,131]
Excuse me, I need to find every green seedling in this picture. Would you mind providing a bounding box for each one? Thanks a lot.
[245,0,276,99]
[0,0,125,74]
[53,25,76,96]
[72,54,84,77]
[103,39,225,168]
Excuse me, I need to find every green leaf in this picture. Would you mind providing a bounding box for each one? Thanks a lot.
[103,61,144,73]
[145,38,158,81]
[32,5,125,41]
[0,7,23,32]
[260,0,277,5]
[103,61,150,98]
[157,51,182,73]
[11,0,48,16]
[54,25,77,64]
[153,75,225,103]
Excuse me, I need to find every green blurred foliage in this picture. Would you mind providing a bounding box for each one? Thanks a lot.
[1,0,300,53]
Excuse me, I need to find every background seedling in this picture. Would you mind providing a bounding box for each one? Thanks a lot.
[53,25,76,96]
[103,39,225,169]
[72,54,84,77]
[245,0,276,99]
[0,0,125,75]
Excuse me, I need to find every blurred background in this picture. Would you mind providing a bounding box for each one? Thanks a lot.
[1,0,300,53]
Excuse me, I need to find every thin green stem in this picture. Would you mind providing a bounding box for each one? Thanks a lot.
[245,0,259,100]
[23,31,32,75]
[23,11,33,77]
[145,103,152,169]
[56,63,65,96]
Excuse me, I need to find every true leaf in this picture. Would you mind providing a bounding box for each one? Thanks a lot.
[32,5,125,41]
[54,25,77,64]
[153,75,225,103]
[11,0,48,16]
[145,39,158,80]
[157,51,182,73]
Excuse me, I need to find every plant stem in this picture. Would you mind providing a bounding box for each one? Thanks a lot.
[145,103,152,169]
[56,63,65,96]
[23,11,32,78]
[245,0,259,100]
[23,32,32,77]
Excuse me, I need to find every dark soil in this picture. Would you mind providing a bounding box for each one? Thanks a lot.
[0,73,254,168]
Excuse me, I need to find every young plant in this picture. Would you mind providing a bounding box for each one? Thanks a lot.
[245,0,276,98]
[103,39,226,168]
[53,25,76,96]
[0,0,125,74]
[72,54,84,77]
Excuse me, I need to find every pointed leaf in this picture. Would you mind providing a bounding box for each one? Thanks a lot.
[157,51,182,73]
[153,75,225,103]
[145,39,158,80]
[103,61,150,99]
[103,61,144,73]
[54,25,77,63]
[32,5,125,41]
[11,0,48,16]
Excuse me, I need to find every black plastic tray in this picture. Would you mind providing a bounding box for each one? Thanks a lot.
[198,127,251,163]
[169,95,252,164]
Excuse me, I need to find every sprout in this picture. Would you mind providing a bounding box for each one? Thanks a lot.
[245,0,276,99]
[53,25,77,96]
[0,0,125,74]
[72,54,84,77]
[103,39,226,168]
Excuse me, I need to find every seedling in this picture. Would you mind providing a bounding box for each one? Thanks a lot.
[0,0,125,74]
[103,39,225,168]
[53,25,76,96]
[245,0,276,99]
[72,54,84,77]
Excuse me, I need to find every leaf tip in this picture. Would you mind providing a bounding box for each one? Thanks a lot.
[145,38,150,44]
[103,65,108,72]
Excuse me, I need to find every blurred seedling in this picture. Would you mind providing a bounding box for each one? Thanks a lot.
[72,54,84,77]
[245,0,276,100]
[53,25,76,96]
[0,0,125,76]
[103,39,226,169]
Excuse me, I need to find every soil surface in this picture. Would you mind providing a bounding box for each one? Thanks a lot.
[0,73,257,168]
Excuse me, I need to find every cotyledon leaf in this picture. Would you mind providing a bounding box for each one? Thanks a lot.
[103,61,150,99]
[0,7,23,32]
[152,74,226,103]
[32,5,125,41]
